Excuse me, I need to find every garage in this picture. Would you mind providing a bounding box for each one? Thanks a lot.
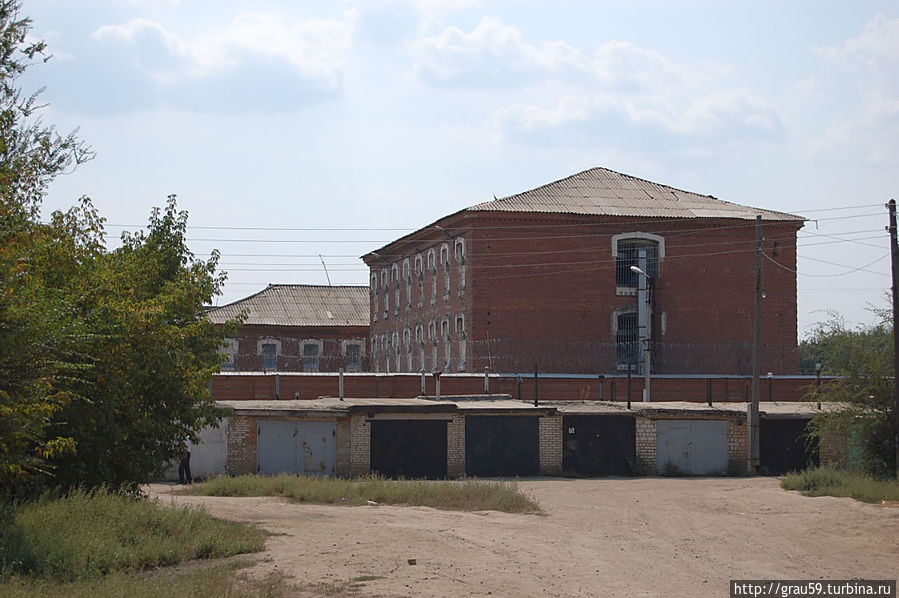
[256,419,337,476]
[656,419,728,475]
[466,415,539,477]
[760,417,818,475]
[370,419,448,479]
[563,415,635,476]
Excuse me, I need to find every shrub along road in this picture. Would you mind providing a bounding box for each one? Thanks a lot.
[148,477,898,597]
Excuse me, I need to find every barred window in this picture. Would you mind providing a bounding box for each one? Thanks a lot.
[616,312,639,368]
[615,239,659,287]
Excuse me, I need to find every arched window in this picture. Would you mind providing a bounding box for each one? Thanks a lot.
[612,232,664,289]
[455,314,465,338]
[454,237,465,261]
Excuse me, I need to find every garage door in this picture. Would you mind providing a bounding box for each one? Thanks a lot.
[563,415,636,476]
[466,416,539,477]
[256,420,337,476]
[760,418,818,475]
[656,419,727,475]
[370,420,448,479]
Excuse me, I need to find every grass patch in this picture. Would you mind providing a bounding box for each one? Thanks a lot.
[781,467,899,504]
[0,489,266,582]
[0,561,296,598]
[190,474,542,514]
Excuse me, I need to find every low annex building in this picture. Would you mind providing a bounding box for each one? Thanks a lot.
[184,398,827,480]
[361,167,804,376]
[207,284,369,373]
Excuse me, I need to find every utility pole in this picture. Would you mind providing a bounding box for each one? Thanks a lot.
[632,250,652,402]
[888,199,899,478]
[749,215,762,474]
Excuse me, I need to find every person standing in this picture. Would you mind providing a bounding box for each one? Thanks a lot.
[178,436,192,484]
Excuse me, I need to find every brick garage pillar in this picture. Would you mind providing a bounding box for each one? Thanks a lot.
[539,415,563,475]
[728,418,748,475]
[634,417,657,474]
[819,428,847,468]
[227,415,256,475]
[335,417,351,476]
[447,414,465,478]
[350,415,371,476]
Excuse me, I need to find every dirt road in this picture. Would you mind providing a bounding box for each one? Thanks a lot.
[149,478,898,597]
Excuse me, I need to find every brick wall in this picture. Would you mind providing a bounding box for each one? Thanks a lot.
[227,415,256,475]
[335,417,351,476]
[467,214,800,375]
[728,419,748,475]
[819,428,848,468]
[350,415,371,476]
[365,232,471,374]
[212,372,824,402]
[447,414,465,478]
[538,415,563,475]
[223,323,369,373]
[635,417,657,473]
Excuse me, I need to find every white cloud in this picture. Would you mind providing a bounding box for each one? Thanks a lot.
[810,15,899,164]
[410,0,480,26]
[412,17,588,85]
[92,13,353,91]
[414,17,781,142]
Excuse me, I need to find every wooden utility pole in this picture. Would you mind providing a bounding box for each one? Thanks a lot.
[888,199,899,478]
[749,215,762,473]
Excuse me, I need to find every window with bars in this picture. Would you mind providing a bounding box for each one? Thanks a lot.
[615,239,660,287]
[616,312,640,368]
[261,342,277,371]
[303,342,320,372]
[346,343,362,372]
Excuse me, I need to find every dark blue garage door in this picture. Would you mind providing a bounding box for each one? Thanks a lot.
[370,419,447,479]
[465,416,539,477]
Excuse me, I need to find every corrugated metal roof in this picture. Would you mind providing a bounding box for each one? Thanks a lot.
[207,284,369,327]
[467,167,803,221]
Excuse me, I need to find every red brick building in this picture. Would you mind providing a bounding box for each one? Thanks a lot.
[362,167,803,376]
[207,284,369,373]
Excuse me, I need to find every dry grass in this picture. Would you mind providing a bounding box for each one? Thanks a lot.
[781,467,899,504]
[189,474,543,514]
[0,489,266,582]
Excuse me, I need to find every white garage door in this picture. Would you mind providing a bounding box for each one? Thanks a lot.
[256,419,336,476]
[656,419,728,475]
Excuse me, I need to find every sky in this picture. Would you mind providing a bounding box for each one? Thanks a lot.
[19,0,899,338]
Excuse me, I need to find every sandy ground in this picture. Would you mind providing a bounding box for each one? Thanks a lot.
[148,478,898,597]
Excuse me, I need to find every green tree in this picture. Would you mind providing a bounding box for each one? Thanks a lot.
[46,196,236,491]
[805,311,896,479]
[0,0,236,497]
[0,0,92,498]
[0,0,92,226]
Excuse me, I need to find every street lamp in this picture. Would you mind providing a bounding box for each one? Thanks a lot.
[629,263,653,402]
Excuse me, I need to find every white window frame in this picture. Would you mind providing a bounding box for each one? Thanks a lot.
[257,338,281,371]
[301,339,323,372]
[220,338,239,371]
[612,232,664,296]
[454,237,465,262]
[342,340,364,372]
